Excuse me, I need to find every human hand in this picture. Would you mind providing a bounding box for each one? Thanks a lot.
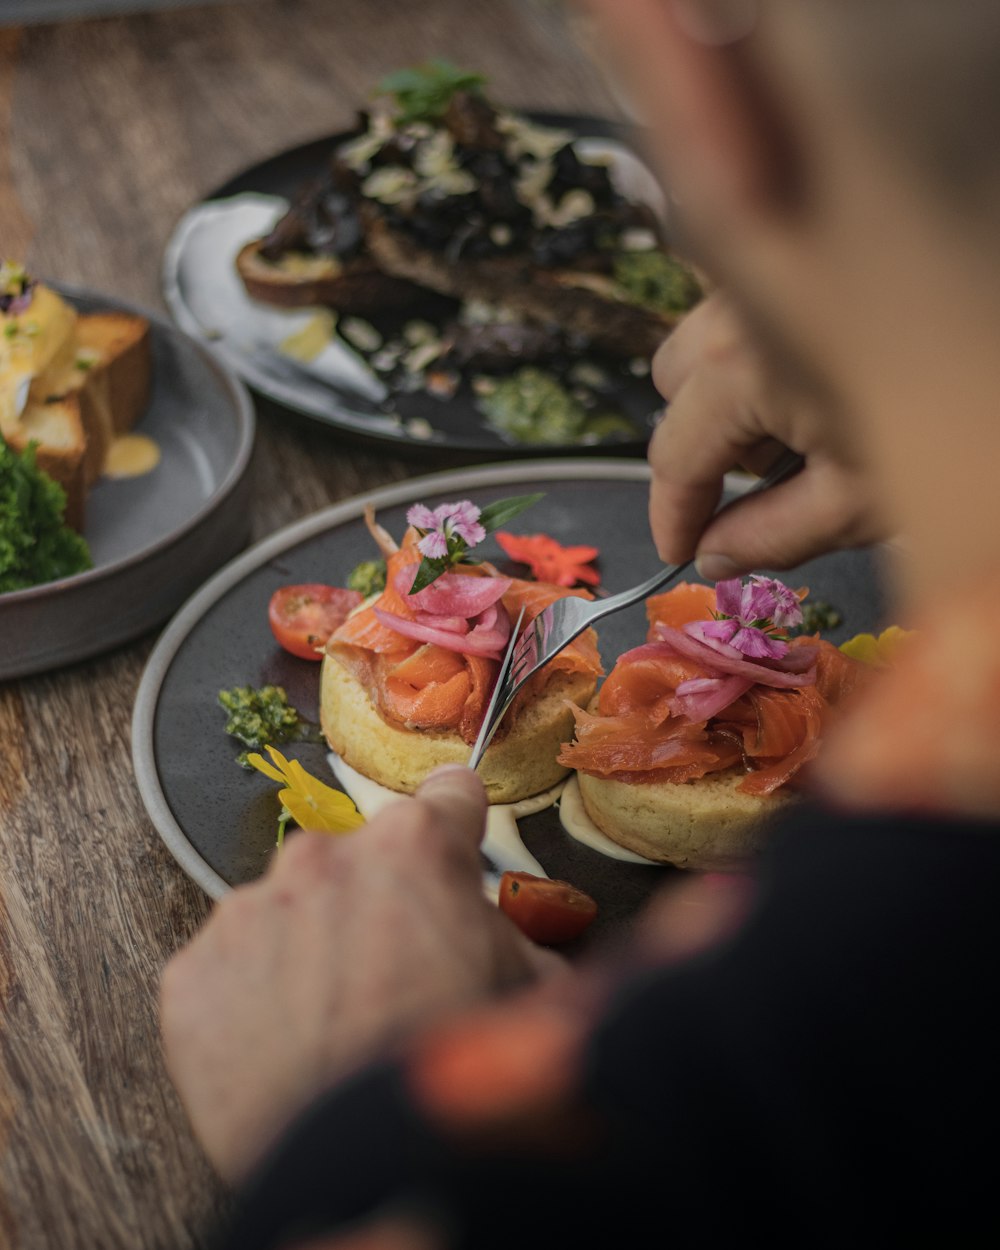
[160,766,560,1183]
[649,294,886,578]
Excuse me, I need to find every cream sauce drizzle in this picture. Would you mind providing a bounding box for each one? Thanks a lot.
[558,775,660,866]
[327,754,565,894]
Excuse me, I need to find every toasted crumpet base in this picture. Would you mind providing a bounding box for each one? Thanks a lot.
[577,767,795,870]
[321,655,596,804]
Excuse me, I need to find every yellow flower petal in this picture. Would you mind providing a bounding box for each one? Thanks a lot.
[278,785,364,835]
[264,744,294,776]
[246,752,287,784]
[252,746,364,837]
[840,625,916,666]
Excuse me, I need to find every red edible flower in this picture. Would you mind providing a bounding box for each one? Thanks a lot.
[495,531,600,588]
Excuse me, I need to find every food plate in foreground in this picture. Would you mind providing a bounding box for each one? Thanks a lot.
[132,460,887,944]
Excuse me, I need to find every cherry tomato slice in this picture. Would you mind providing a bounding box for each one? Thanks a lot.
[268,584,363,660]
[498,871,598,945]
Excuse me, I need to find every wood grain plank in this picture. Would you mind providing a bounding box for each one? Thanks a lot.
[0,29,35,259]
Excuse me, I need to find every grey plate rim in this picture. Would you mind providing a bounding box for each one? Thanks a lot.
[0,281,256,608]
[135,456,734,899]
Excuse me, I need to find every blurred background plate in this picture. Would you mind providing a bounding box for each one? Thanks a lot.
[0,285,255,680]
[132,460,887,942]
[162,115,668,457]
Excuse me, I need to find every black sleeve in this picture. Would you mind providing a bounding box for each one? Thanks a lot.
[219,806,1000,1249]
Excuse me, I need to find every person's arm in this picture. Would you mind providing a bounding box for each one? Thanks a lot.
[210,805,1000,1250]
[648,293,887,577]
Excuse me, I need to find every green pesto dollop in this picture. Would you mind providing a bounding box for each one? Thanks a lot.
[347,558,387,597]
[218,684,318,768]
[477,367,636,446]
[794,600,843,635]
[613,250,701,316]
[0,436,92,594]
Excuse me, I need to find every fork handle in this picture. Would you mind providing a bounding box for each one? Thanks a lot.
[589,449,805,621]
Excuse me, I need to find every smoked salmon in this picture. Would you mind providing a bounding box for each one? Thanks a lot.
[560,581,866,795]
[329,528,603,745]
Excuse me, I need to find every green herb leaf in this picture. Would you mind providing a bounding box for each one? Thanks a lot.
[479,493,544,534]
[377,59,486,124]
[408,555,450,595]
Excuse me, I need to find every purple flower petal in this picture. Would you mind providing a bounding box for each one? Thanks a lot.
[730,625,789,660]
[714,578,743,618]
[750,575,803,628]
[698,618,739,645]
[407,504,440,530]
[442,501,485,549]
[417,531,448,559]
[742,580,778,622]
[451,519,486,547]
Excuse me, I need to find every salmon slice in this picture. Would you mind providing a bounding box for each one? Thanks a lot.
[331,539,424,655]
[459,653,497,743]
[734,687,825,794]
[389,644,467,687]
[558,705,741,782]
[562,580,863,792]
[812,637,868,705]
[503,578,603,677]
[598,649,707,721]
[330,536,602,744]
[383,667,473,730]
[646,582,717,636]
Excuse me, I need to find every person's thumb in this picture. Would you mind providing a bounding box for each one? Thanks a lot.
[415,764,489,854]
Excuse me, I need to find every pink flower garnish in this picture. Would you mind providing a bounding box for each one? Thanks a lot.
[749,575,803,629]
[406,500,486,559]
[705,574,803,661]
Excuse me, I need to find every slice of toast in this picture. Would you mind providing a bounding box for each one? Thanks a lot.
[364,213,679,359]
[3,309,152,529]
[236,238,426,316]
[75,312,151,435]
[4,395,87,530]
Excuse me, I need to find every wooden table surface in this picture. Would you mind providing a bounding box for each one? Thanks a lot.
[0,4,626,1247]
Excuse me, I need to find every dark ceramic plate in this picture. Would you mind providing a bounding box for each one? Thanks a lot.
[133,461,888,943]
[162,114,668,456]
[1,285,255,680]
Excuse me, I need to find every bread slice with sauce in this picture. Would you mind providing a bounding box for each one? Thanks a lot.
[1,301,151,529]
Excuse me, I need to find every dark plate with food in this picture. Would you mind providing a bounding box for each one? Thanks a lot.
[163,63,699,455]
[133,460,888,947]
[0,273,254,680]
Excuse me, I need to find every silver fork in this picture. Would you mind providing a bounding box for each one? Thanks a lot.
[468,449,805,769]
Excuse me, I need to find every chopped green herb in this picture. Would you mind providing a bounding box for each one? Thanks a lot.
[793,600,843,635]
[613,250,701,316]
[0,436,92,594]
[347,558,387,597]
[218,684,320,768]
[378,59,486,124]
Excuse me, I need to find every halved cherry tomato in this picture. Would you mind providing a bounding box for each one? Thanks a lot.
[498,871,598,945]
[268,584,363,660]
